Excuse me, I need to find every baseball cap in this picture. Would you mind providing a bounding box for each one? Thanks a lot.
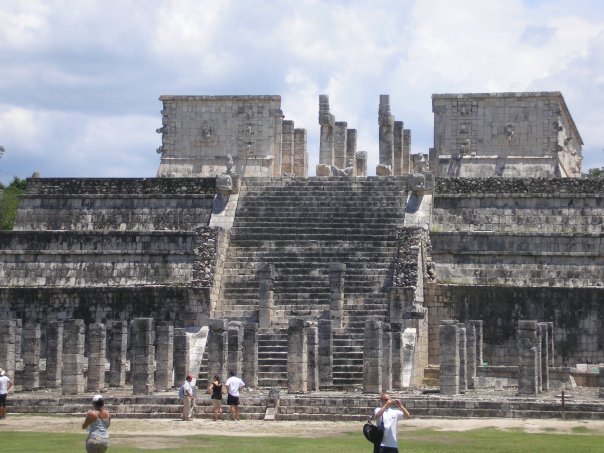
[92,394,103,402]
[0,368,5,376]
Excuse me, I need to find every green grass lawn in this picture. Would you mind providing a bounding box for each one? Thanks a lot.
[2,428,604,452]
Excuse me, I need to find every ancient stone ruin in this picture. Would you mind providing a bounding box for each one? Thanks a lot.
[0,91,603,419]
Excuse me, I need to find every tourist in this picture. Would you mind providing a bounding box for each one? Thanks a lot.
[0,368,13,419]
[181,375,195,421]
[82,394,110,453]
[373,393,411,453]
[224,370,245,421]
[208,374,226,421]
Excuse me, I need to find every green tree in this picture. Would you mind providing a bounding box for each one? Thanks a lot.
[584,167,604,178]
[0,176,27,230]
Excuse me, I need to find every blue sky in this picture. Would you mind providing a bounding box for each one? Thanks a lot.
[1,0,603,184]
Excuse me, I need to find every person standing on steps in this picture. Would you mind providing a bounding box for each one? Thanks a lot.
[373,392,411,453]
[181,375,195,421]
[0,368,13,419]
[208,375,226,421]
[224,370,245,421]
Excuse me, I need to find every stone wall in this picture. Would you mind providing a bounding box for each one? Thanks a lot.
[15,178,216,231]
[427,284,604,367]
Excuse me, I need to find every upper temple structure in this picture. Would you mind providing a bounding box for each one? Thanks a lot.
[430,92,583,178]
[0,91,602,414]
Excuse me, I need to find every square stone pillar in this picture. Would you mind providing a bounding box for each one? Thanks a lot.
[319,94,335,166]
[109,321,128,387]
[0,320,17,380]
[391,324,403,389]
[307,323,319,391]
[536,325,543,392]
[45,321,63,389]
[393,121,404,176]
[318,319,333,386]
[207,319,228,382]
[242,323,258,389]
[87,323,106,392]
[382,327,392,392]
[547,322,555,366]
[155,323,174,391]
[130,318,155,395]
[458,324,467,393]
[468,320,483,367]
[22,322,41,390]
[293,128,308,177]
[599,366,604,399]
[346,129,357,171]
[228,321,243,377]
[356,151,367,177]
[517,320,539,396]
[539,323,549,391]
[329,263,346,329]
[14,319,22,367]
[334,121,348,169]
[378,94,394,170]
[403,129,411,175]
[173,328,190,386]
[401,328,417,388]
[281,120,295,175]
[363,319,383,394]
[439,320,459,395]
[62,319,85,395]
[465,322,477,389]
[258,264,275,329]
[287,318,308,393]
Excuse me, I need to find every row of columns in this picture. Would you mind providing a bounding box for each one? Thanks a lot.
[517,320,555,395]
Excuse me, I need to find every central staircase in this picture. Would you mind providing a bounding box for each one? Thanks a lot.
[213,176,409,387]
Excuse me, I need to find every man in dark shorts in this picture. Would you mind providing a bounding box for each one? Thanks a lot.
[0,368,13,419]
[224,370,245,421]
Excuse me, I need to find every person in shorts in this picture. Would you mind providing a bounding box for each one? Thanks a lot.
[0,368,13,419]
[208,375,226,421]
[224,370,245,421]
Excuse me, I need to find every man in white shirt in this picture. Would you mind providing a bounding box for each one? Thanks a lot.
[224,370,245,421]
[181,375,195,421]
[373,393,411,453]
[0,368,13,419]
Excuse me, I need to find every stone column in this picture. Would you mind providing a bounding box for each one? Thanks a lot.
[281,120,295,175]
[378,94,394,174]
[45,321,63,389]
[346,129,357,171]
[287,318,307,393]
[155,323,174,391]
[391,324,403,389]
[228,321,243,377]
[468,320,483,367]
[318,94,335,166]
[109,321,128,387]
[363,319,382,394]
[307,323,319,391]
[536,325,543,392]
[62,319,85,395]
[87,323,106,392]
[401,327,417,388]
[329,263,346,329]
[458,324,467,393]
[393,121,404,176]
[539,323,549,391]
[0,320,17,380]
[22,322,40,390]
[242,323,258,389]
[517,320,539,396]
[318,319,333,386]
[403,129,411,175]
[258,263,275,329]
[293,128,308,177]
[465,322,477,389]
[173,328,190,386]
[14,319,22,368]
[439,320,459,395]
[334,121,348,169]
[382,327,392,391]
[207,319,228,382]
[130,318,155,395]
[356,151,367,177]
[599,366,604,399]
[547,322,555,366]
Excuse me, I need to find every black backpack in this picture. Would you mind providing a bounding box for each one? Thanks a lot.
[363,419,384,445]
